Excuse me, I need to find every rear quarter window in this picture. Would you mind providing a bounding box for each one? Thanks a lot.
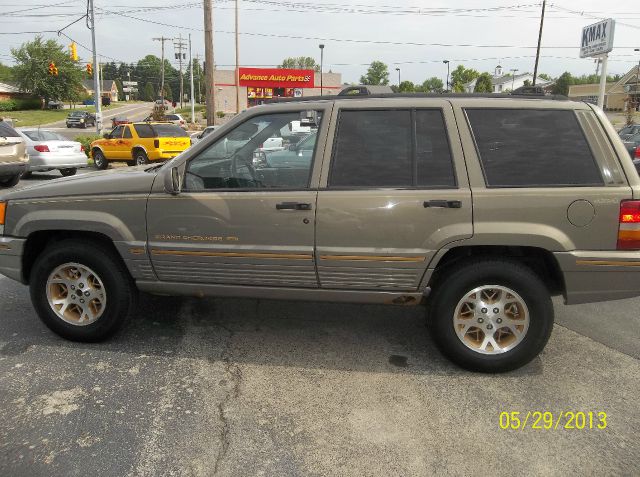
[466,108,603,187]
[152,124,188,137]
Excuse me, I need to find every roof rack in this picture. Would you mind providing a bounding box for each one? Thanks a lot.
[266,92,569,104]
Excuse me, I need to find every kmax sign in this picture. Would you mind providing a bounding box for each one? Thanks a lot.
[580,19,615,58]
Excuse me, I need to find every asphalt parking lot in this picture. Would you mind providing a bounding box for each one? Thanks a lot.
[1,173,639,476]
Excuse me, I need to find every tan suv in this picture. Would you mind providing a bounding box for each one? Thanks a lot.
[0,93,638,372]
[0,121,28,188]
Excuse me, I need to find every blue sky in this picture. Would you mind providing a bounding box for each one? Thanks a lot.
[1,0,639,84]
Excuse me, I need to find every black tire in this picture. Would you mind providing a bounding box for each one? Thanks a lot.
[134,150,149,166]
[428,259,553,373]
[60,168,77,177]
[21,170,32,179]
[0,173,20,188]
[126,160,136,167]
[81,122,87,129]
[93,149,108,170]
[29,239,137,342]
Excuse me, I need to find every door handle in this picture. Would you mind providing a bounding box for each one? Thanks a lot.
[276,202,312,211]
[423,200,462,209]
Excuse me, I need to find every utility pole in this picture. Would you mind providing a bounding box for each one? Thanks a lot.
[174,34,187,109]
[189,34,195,124]
[532,0,546,85]
[235,0,240,113]
[87,0,102,133]
[204,0,215,126]
[153,36,172,107]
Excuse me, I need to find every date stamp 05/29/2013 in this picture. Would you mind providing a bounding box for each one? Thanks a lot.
[499,411,608,431]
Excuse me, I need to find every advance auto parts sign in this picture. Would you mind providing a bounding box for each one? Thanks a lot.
[239,68,315,88]
[580,19,615,58]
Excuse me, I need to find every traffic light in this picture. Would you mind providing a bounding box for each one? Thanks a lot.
[69,42,78,61]
[48,62,57,76]
[86,63,93,77]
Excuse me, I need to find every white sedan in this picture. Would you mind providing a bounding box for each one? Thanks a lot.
[17,129,88,177]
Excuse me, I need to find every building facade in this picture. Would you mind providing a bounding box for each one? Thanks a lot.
[464,65,552,93]
[210,68,342,113]
[568,66,640,111]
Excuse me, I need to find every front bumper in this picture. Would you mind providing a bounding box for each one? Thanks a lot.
[555,250,640,304]
[0,237,26,283]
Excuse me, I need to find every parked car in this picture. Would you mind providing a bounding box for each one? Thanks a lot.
[47,100,64,110]
[3,94,640,373]
[90,122,190,168]
[618,124,640,140]
[17,129,88,177]
[255,132,315,169]
[164,114,187,129]
[622,132,640,158]
[0,121,28,188]
[111,116,130,128]
[66,111,96,129]
[190,126,220,145]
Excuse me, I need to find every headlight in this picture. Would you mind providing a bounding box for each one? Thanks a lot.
[80,118,85,123]
[0,201,6,236]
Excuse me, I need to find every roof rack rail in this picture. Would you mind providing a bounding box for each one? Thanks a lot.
[266,91,569,104]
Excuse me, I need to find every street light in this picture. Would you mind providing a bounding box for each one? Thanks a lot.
[510,68,519,91]
[395,67,401,88]
[319,44,325,96]
[443,60,450,92]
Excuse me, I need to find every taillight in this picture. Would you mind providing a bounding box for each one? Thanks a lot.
[154,139,159,148]
[80,145,85,152]
[34,145,50,152]
[635,146,640,159]
[617,200,640,249]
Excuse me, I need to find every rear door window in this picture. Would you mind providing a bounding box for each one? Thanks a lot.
[134,124,154,138]
[329,109,456,188]
[466,108,603,187]
[123,126,133,139]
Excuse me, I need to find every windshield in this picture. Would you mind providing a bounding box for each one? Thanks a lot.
[152,124,189,137]
[69,112,85,117]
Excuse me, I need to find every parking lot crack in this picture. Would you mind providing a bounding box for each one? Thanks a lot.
[213,324,242,476]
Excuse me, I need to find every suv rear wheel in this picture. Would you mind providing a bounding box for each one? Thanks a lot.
[29,240,137,342]
[429,259,553,373]
[0,173,20,188]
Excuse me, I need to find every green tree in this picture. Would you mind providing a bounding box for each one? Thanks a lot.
[360,61,390,85]
[279,56,319,71]
[11,36,84,104]
[552,72,574,96]
[0,63,13,82]
[143,82,155,101]
[115,79,124,101]
[398,80,415,92]
[524,79,532,87]
[102,61,117,80]
[474,72,494,93]
[537,73,552,81]
[450,65,479,93]
[163,83,173,102]
[421,77,444,93]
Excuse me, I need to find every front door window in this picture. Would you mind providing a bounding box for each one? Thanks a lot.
[185,111,322,191]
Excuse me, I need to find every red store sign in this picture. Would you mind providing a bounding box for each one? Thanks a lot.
[238,68,315,88]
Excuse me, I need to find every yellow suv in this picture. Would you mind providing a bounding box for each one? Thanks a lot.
[90,122,190,168]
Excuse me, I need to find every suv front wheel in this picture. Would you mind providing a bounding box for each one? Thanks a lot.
[29,240,137,342]
[429,259,553,373]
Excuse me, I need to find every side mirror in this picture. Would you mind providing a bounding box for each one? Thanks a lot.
[103,133,111,139]
[164,166,182,195]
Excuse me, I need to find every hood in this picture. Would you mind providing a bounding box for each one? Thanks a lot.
[0,166,160,201]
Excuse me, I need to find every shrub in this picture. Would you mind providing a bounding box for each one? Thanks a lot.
[216,110,225,118]
[75,135,102,157]
[0,97,41,111]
